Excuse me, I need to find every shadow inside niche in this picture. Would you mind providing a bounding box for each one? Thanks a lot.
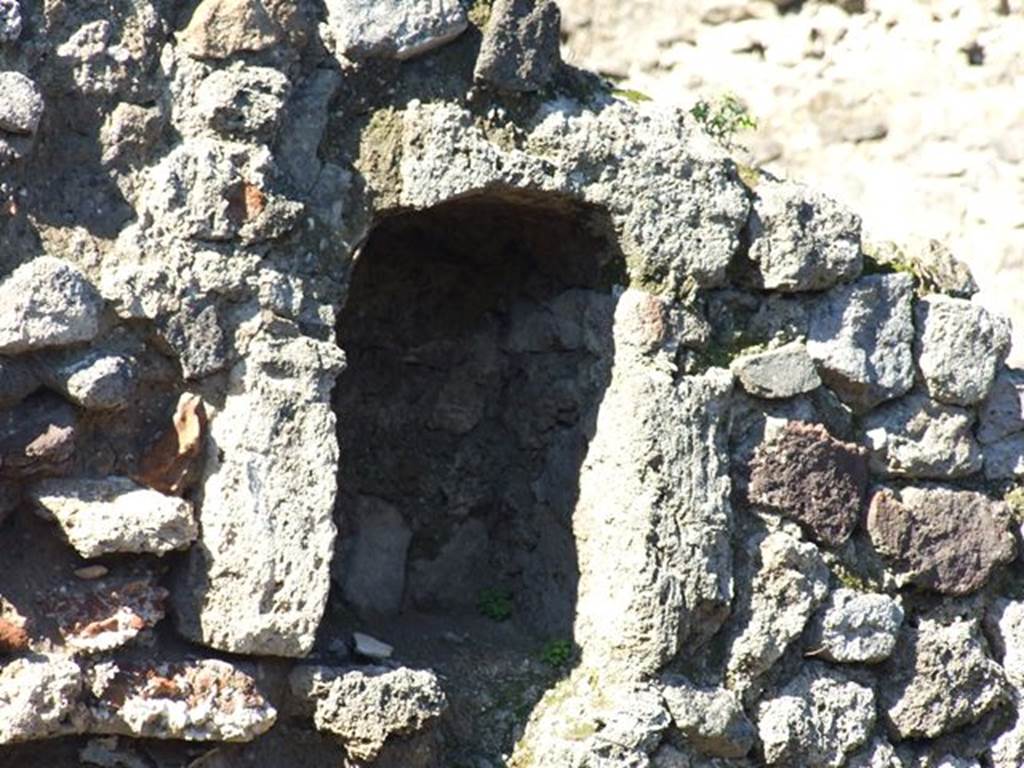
[326,190,623,763]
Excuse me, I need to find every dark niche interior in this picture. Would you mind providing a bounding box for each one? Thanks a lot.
[328,191,623,760]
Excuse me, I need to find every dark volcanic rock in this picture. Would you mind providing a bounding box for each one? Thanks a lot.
[749,421,869,547]
[0,393,76,479]
[474,0,562,92]
[867,485,1016,596]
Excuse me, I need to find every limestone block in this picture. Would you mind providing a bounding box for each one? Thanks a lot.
[743,179,862,292]
[172,334,344,657]
[324,0,468,61]
[0,257,103,354]
[915,295,1011,406]
[862,392,983,479]
[29,477,197,558]
[807,274,915,411]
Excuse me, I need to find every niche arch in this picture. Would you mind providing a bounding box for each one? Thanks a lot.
[328,189,624,758]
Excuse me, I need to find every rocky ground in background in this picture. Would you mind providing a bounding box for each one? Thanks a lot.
[1,0,1024,766]
[560,0,1024,365]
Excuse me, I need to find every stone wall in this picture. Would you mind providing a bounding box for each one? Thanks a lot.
[0,1,1023,766]
[559,0,1024,367]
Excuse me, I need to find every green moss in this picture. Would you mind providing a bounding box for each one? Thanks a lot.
[736,162,762,191]
[357,108,405,209]
[862,253,916,279]
[1005,487,1024,522]
[693,335,769,372]
[468,0,494,27]
[832,563,879,592]
[612,88,652,104]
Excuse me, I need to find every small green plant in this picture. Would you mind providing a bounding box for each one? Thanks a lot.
[690,93,758,148]
[477,588,513,621]
[539,638,575,668]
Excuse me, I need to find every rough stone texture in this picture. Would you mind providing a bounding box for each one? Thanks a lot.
[386,100,749,293]
[0,616,28,654]
[34,352,137,411]
[725,531,830,693]
[862,392,983,479]
[172,335,344,657]
[748,421,868,547]
[195,65,290,142]
[274,69,342,192]
[730,341,821,399]
[846,738,904,768]
[47,576,167,654]
[807,588,904,664]
[756,663,876,767]
[0,357,38,407]
[882,616,1008,740]
[559,0,1024,366]
[0,393,76,479]
[475,0,562,92]
[0,257,103,355]
[2,2,1023,763]
[989,599,1024,689]
[661,679,754,758]
[871,239,979,299]
[0,655,84,744]
[807,273,915,412]
[289,666,446,761]
[513,677,671,767]
[573,292,735,677]
[0,71,43,134]
[743,179,862,292]
[979,369,1024,445]
[984,433,1024,480]
[915,295,1011,406]
[29,477,197,558]
[179,0,299,59]
[867,486,1016,596]
[339,496,412,618]
[0,0,22,42]
[87,660,277,742]
[0,656,275,745]
[989,600,1024,768]
[324,0,468,61]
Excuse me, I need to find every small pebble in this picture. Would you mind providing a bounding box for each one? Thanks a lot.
[75,564,109,580]
[353,631,393,660]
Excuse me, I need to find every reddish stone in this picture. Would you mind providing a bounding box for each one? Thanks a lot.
[749,421,869,547]
[46,576,168,654]
[134,393,207,495]
[0,618,28,653]
[868,486,1016,596]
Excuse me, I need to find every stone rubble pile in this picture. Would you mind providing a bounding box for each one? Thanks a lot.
[0,0,1022,766]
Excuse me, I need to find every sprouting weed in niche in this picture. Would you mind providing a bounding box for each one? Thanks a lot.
[539,638,575,668]
[477,588,514,622]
